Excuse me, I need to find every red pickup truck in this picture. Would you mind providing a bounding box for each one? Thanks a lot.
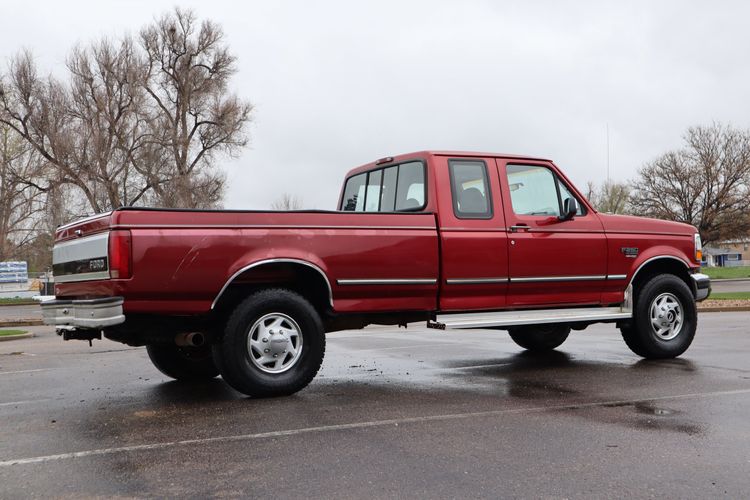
[42,151,710,397]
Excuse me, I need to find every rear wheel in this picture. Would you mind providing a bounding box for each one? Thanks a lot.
[620,274,697,359]
[146,344,219,381]
[213,288,325,397]
[508,324,571,352]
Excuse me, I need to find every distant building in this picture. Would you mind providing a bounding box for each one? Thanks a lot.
[702,240,747,267]
[724,239,750,255]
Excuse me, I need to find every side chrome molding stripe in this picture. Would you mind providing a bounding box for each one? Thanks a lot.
[359,274,646,285]
[336,279,437,286]
[440,227,508,232]
[507,274,629,283]
[445,278,508,284]
[510,275,607,283]
[211,258,334,310]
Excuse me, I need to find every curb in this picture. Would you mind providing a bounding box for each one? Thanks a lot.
[0,332,34,342]
[711,278,750,283]
[698,307,750,313]
[0,301,37,307]
[0,320,44,328]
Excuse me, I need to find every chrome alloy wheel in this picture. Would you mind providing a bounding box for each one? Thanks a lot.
[247,313,303,373]
[649,292,684,341]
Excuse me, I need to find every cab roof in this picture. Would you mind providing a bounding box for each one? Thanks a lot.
[346,150,552,176]
[424,151,551,162]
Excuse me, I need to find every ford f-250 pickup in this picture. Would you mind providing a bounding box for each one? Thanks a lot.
[42,151,711,397]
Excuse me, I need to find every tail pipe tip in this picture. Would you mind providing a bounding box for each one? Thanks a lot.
[174,332,206,347]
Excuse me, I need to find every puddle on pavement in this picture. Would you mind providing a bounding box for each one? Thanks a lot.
[634,403,676,416]
[437,351,705,435]
[630,358,698,372]
[563,400,702,436]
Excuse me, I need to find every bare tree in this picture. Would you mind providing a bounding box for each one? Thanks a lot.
[66,38,165,209]
[585,180,631,214]
[140,8,253,208]
[0,8,253,219]
[0,124,47,261]
[630,123,750,246]
[271,193,302,210]
[0,46,151,214]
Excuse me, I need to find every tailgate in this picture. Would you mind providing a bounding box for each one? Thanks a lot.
[53,212,113,284]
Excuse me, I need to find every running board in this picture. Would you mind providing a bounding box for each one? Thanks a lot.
[432,306,631,330]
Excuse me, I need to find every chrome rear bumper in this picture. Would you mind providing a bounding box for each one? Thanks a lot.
[41,297,125,329]
[691,273,711,302]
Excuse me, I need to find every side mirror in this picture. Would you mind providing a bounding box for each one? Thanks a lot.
[559,197,577,221]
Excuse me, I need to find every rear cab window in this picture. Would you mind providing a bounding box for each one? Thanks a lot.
[340,161,426,212]
[448,159,492,219]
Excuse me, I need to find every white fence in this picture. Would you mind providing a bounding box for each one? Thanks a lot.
[725,260,750,267]
[0,274,48,298]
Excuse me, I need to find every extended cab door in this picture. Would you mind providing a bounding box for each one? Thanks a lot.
[435,156,509,311]
[497,159,607,306]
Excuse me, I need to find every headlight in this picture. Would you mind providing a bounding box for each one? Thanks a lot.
[694,233,702,263]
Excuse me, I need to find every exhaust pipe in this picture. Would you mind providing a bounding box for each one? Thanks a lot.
[175,332,206,347]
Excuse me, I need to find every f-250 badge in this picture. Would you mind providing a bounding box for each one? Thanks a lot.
[621,247,639,258]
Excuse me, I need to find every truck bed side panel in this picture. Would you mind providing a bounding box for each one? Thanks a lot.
[56,211,439,314]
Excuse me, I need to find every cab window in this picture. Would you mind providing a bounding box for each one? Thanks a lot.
[364,169,382,211]
[506,164,585,217]
[340,161,426,212]
[449,160,492,219]
[341,173,366,211]
[394,162,425,211]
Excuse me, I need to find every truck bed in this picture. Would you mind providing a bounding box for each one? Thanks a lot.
[54,208,440,314]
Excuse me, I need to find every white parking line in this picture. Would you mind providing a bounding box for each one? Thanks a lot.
[2,387,750,467]
[319,361,514,379]
[0,399,50,408]
[352,343,458,352]
[0,369,49,376]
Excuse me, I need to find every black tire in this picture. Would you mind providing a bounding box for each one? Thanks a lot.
[146,344,220,381]
[213,288,325,398]
[508,324,571,352]
[620,274,697,359]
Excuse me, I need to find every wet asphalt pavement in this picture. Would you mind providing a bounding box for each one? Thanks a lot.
[0,304,41,320]
[1,313,749,498]
[711,278,750,293]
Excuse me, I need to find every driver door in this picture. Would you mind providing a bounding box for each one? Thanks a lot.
[497,159,607,307]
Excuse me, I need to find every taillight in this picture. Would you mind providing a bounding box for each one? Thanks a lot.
[109,230,132,279]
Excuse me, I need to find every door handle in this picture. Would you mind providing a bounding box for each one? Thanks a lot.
[509,224,530,232]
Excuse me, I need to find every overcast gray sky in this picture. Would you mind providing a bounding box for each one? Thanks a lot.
[2,0,748,209]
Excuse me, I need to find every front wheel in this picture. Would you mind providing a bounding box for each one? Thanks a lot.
[621,274,697,359]
[508,324,571,352]
[213,288,325,397]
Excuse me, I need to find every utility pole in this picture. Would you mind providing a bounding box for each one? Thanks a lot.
[606,123,610,184]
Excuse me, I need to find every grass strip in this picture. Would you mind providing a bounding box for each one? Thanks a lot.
[701,266,750,279]
[708,292,750,300]
[0,330,28,336]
